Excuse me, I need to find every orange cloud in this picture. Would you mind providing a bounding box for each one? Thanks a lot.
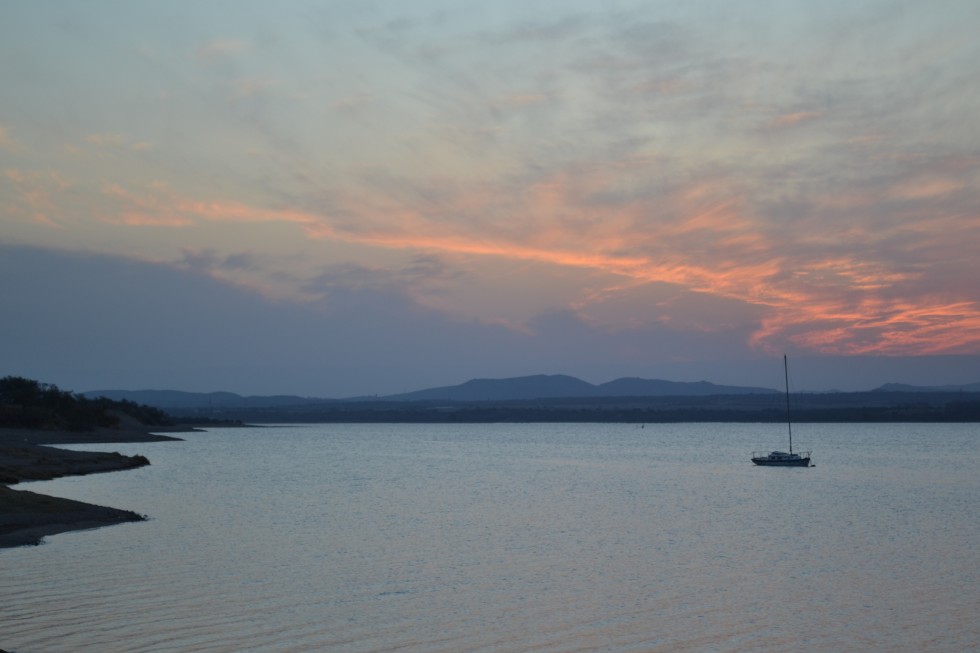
[98,181,324,231]
[115,212,194,227]
[751,288,980,357]
[90,162,980,359]
[178,200,320,228]
[789,300,980,355]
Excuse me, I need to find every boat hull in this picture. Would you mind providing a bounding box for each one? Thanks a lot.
[751,456,811,467]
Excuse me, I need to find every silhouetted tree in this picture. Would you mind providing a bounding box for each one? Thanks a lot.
[0,375,172,430]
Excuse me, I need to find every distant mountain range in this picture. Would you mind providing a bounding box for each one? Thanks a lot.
[85,374,778,408]
[383,374,778,401]
[84,374,980,412]
[873,382,980,393]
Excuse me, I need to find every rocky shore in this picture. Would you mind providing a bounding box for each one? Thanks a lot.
[0,427,183,548]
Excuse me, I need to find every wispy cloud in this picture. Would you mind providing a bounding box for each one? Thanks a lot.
[768,110,822,129]
[4,0,980,380]
[231,77,277,99]
[0,123,28,154]
[3,168,74,226]
[331,91,373,112]
[84,133,153,153]
[196,39,249,63]
[88,90,980,355]
[100,183,191,227]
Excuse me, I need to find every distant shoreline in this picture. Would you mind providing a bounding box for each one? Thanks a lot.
[166,393,980,424]
[0,427,184,548]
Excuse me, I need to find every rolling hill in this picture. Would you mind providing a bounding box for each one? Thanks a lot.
[86,374,778,408]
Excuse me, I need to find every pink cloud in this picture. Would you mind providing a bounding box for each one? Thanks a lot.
[100,182,197,228]
[116,212,194,227]
[89,158,980,359]
[179,200,321,229]
[3,168,74,227]
[892,176,964,199]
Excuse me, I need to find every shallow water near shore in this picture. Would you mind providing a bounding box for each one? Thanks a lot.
[3,422,979,652]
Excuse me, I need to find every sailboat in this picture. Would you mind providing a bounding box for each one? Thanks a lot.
[751,355,812,467]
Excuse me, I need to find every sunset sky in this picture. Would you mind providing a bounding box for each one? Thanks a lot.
[3,1,979,396]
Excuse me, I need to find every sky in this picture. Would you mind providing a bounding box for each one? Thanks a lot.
[2,0,979,397]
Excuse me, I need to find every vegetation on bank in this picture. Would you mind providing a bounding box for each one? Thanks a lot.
[0,376,172,431]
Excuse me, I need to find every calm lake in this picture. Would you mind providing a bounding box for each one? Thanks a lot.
[3,423,979,652]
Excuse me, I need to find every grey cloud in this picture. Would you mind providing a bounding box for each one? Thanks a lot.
[178,248,260,274]
[303,255,467,300]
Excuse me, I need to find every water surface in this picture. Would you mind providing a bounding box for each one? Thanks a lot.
[3,423,978,652]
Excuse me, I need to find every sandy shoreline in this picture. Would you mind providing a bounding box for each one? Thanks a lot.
[0,427,185,548]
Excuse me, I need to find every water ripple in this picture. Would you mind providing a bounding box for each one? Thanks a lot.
[3,423,978,652]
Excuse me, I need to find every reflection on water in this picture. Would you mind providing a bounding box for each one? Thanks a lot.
[3,423,979,652]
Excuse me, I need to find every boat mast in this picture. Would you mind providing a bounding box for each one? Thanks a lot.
[784,354,793,454]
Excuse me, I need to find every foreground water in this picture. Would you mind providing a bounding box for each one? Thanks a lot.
[3,423,979,652]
